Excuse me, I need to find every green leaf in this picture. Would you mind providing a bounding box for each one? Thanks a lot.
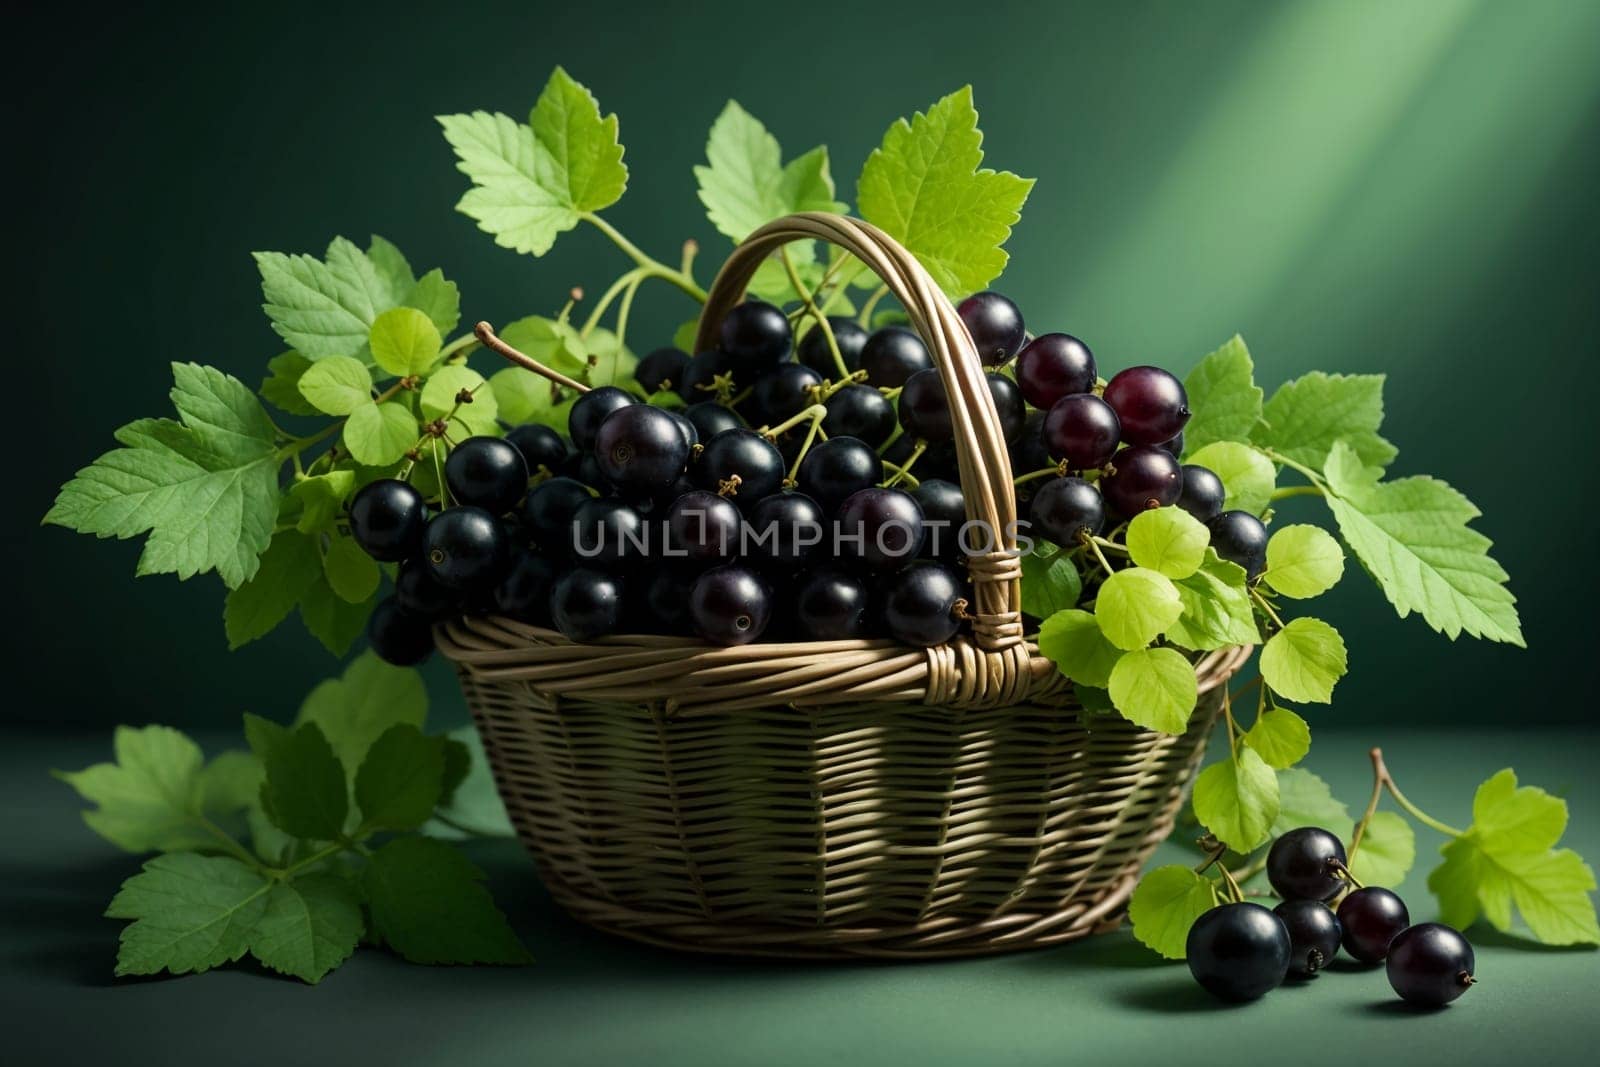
[44,363,280,589]
[366,234,415,299]
[1431,834,1599,946]
[489,367,576,430]
[1108,646,1198,735]
[369,307,442,377]
[428,727,515,839]
[1349,811,1415,888]
[1185,441,1275,516]
[1472,768,1567,855]
[1165,552,1261,651]
[498,315,589,376]
[223,530,322,649]
[254,723,348,840]
[1094,566,1183,650]
[297,574,373,657]
[1019,540,1082,618]
[1243,707,1311,770]
[250,875,363,984]
[695,101,845,249]
[1263,524,1344,600]
[1129,865,1218,960]
[296,355,373,416]
[404,269,461,336]
[324,533,381,604]
[260,352,320,416]
[1182,335,1263,454]
[439,67,627,257]
[421,365,499,438]
[1126,507,1209,580]
[856,86,1034,296]
[106,853,271,977]
[1260,617,1347,703]
[343,400,418,466]
[1323,442,1523,645]
[356,725,446,831]
[255,237,394,360]
[1038,609,1123,688]
[1271,768,1353,839]
[295,651,429,774]
[364,836,531,964]
[1194,747,1280,852]
[1255,372,1396,472]
[287,470,356,535]
[583,326,637,387]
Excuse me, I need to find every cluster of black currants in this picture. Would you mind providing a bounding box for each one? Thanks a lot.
[1186,826,1477,1008]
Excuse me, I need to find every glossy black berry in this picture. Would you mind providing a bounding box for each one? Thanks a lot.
[1386,923,1475,1007]
[753,362,823,425]
[957,291,1026,365]
[911,479,967,559]
[1177,464,1226,523]
[719,301,792,369]
[798,437,883,514]
[550,568,624,642]
[568,386,635,452]
[859,326,932,388]
[692,428,786,505]
[1030,476,1105,545]
[822,384,896,447]
[571,497,647,567]
[348,479,427,562]
[1103,366,1191,446]
[665,489,744,564]
[986,373,1027,443]
[898,368,952,442]
[394,559,460,620]
[1015,333,1096,408]
[1186,903,1292,1002]
[444,436,529,515]
[1274,899,1343,977]
[1267,826,1348,902]
[882,561,966,647]
[678,350,732,401]
[505,423,570,475]
[1338,887,1410,963]
[1100,445,1182,518]
[795,567,873,640]
[636,346,690,394]
[367,597,435,666]
[492,548,556,624]
[1156,431,1185,459]
[520,477,594,554]
[1208,510,1269,579]
[422,507,511,591]
[684,401,744,441]
[1042,394,1121,470]
[836,487,925,570]
[689,564,772,645]
[797,316,868,377]
[595,404,692,494]
[747,491,826,570]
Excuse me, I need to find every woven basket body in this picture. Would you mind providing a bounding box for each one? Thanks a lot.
[441,214,1248,958]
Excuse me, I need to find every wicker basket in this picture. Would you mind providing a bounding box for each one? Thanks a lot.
[437,213,1249,959]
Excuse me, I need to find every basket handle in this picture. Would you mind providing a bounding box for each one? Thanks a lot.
[695,213,1022,652]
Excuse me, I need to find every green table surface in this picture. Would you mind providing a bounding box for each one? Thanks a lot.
[6,728,1597,1066]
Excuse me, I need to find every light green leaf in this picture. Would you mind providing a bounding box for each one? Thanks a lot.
[421,365,499,437]
[323,533,381,604]
[404,269,461,336]
[1165,551,1261,651]
[1323,441,1523,645]
[369,307,442,377]
[44,363,280,589]
[297,355,373,415]
[490,367,577,429]
[223,529,322,649]
[583,326,637,387]
[1020,540,1082,618]
[295,651,429,774]
[1472,769,1568,857]
[1255,371,1396,472]
[106,853,271,977]
[1037,609,1123,688]
[1182,335,1263,454]
[1194,747,1280,852]
[1271,767,1353,839]
[1263,524,1344,599]
[498,315,589,376]
[356,724,446,832]
[1243,707,1311,770]
[250,875,364,984]
[1126,507,1209,579]
[1130,865,1218,960]
[366,234,415,300]
[255,237,393,359]
[298,574,373,657]
[1094,566,1182,650]
[856,86,1034,296]
[1260,617,1347,703]
[1185,441,1275,516]
[1349,811,1415,888]
[695,101,845,250]
[1108,646,1198,735]
[260,352,320,416]
[287,470,356,535]
[1431,835,1599,946]
[343,400,417,466]
[364,836,532,964]
[252,722,348,841]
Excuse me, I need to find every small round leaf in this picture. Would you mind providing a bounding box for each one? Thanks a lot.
[1264,524,1345,599]
[370,307,442,377]
[1126,506,1209,579]
[1094,567,1183,650]
[1108,646,1198,734]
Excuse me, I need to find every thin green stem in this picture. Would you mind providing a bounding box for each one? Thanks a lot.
[883,441,926,488]
[580,267,646,338]
[1261,447,1329,491]
[1012,465,1065,488]
[879,458,921,489]
[1079,530,1115,574]
[1251,587,1287,631]
[785,407,828,484]
[1271,484,1324,501]
[857,283,891,327]
[580,213,707,302]
[763,403,829,439]
[200,819,265,868]
[611,272,645,370]
[1373,748,1466,837]
[273,840,350,880]
[781,247,852,380]
[1089,535,1130,557]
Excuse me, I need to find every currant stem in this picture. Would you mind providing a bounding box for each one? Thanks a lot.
[857,283,891,327]
[475,322,592,394]
[1079,530,1116,574]
[784,407,829,485]
[1012,465,1065,488]
[883,441,926,488]
[580,212,707,302]
[1365,747,1466,839]
[781,247,851,381]
[763,403,829,439]
[1250,587,1287,631]
[1270,484,1324,501]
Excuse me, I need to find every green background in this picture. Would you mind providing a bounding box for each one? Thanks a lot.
[14,0,1600,731]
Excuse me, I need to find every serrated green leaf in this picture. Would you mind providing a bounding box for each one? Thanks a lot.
[1349,811,1414,888]
[1108,646,1198,735]
[1037,609,1123,688]
[1194,747,1279,852]
[1432,834,1599,946]
[223,530,322,649]
[1185,441,1275,516]
[1243,707,1311,770]
[1094,567,1182,650]
[1261,617,1347,703]
[256,723,347,840]
[356,724,446,832]
[1323,441,1523,645]
[366,235,416,300]
[260,352,320,416]
[1165,551,1261,651]
[1263,524,1344,599]
[250,875,363,984]
[294,651,429,775]
[695,101,845,251]
[323,533,380,604]
[856,86,1034,296]
[1255,371,1396,472]
[287,470,356,535]
[298,573,373,657]
[1020,540,1082,618]
[427,727,514,839]
[370,307,442,378]
[421,365,498,438]
[364,836,531,964]
[106,853,271,977]
[1270,767,1353,839]
[1472,769,1567,857]
[255,237,394,360]
[1182,336,1263,454]
[1129,865,1218,960]
[404,269,461,336]
[297,355,373,415]
[44,363,280,589]
[343,400,417,466]
[1126,507,1209,580]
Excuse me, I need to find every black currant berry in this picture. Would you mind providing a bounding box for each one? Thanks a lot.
[1274,899,1343,977]
[1042,394,1121,471]
[665,489,745,564]
[636,346,690,395]
[568,386,635,452]
[1030,476,1105,545]
[394,559,460,620]
[595,404,692,494]
[367,597,435,666]
[836,487,926,570]
[956,291,1026,365]
[1267,826,1348,902]
[505,423,570,475]
[1010,410,1052,480]
[571,498,647,567]
[692,428,786,505]
[689,564,772,645]
[1156,431,1184,459]
[1338,887,1410,963]
[521,477,594,554]
[822,384,896,447]
[684,401,744,441]
[1208,510,1269,579]
[550,568,624,642]
[349,479,427,562]
[747,491,826,570]
[1103,366,1191,446]
[1177,464,1226,523]
[987,373,1027,443]
[1100,445,1182,518]
[882,561,967,646]
[898,368,952,442]
[753,362,823,425]
[492,548,556,624]
[911,478,967,559]
[859,327,932,388]
[1186,903,1292,1002]
[678,350,732,402]
[642,567,698,636]
[798,437,883,514]
[1386,923,1475,1007]
[719,301,792,369]
[795,567,873,640]
[1015,333,1096,408]
[422,507,511,591]
[797,316,868,377]
[445,436,529,515]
